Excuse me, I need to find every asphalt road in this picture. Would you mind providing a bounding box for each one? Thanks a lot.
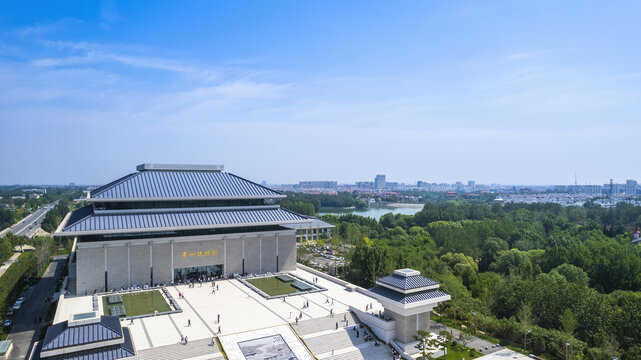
[0,201,58,238]
[7,255,66,360]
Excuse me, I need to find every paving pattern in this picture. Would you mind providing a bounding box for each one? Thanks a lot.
[137,337,223,360]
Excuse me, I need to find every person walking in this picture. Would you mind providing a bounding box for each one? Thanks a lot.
[218,326,221,334]
[187,319,191,327]
[335,322,338,330]
[181,335,184,344]
[217,314,220,323]
[185,336,188,345]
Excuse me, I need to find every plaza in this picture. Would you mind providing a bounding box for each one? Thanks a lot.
[50,266,402,360]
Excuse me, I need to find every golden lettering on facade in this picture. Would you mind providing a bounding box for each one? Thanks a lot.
[179,250,219,258]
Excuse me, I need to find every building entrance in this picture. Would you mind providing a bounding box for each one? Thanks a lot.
[174,264,223,282]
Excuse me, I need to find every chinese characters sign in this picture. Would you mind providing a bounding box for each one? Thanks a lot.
[181,250,219,258]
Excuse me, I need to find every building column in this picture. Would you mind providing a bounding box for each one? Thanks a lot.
[259,234,262,273]
[170,240,174,282]
[127,244,131,288]
[104,245,108,291]
[149,242,153,286]
[242,236,245,275]
[223,237,227,275]
[276,233,279,273]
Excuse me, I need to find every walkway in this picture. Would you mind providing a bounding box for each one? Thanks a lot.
[0,252,21,277]
[431,321,504,356]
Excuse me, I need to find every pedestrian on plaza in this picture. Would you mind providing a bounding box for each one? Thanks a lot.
[181,335,184,344]
[306,300,309,308]
[188,319,191,327]
[295,317,298,325]
[335,322,338,330]
[331,299,334,305]
[299,312,302,319]
[217,314,220,323]
[344,314,346,322]
[185,336,188,344]
[218,326,221,334]
[346,320,349,327]
[216,284,219,291]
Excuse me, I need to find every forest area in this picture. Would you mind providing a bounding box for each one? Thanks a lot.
[320,201,641,359]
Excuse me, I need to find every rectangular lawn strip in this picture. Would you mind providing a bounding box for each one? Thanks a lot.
[434,343,483,360]
[246,276,300,296]
[102,290,171,317]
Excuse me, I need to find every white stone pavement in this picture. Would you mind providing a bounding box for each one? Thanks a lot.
[56,268,394,359]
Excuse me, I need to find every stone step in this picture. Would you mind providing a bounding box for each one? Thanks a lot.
[137,337,221,360]
[305,329,368,355]
[294,312,357,336]
[325,346,394,360]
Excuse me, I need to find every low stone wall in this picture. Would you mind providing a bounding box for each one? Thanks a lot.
[349,306,396,344]
[237,272,326,300]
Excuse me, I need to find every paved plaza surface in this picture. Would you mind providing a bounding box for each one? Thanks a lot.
[56,268,395,360]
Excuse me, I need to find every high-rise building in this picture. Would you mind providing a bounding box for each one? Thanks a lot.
[375,174,386,189]
[626,179,638,187]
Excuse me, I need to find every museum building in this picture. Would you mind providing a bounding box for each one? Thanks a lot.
[55,164,311,295]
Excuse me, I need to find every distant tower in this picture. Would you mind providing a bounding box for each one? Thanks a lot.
[633,226,641,245]
[375,174,386,190]
[609,178,614,205]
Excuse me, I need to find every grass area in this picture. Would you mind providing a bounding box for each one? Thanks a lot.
[433,343,483,360]
[246,276,300,296]
[102,290,170,317]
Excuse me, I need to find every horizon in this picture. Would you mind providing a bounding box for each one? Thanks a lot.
[1,1,640,185]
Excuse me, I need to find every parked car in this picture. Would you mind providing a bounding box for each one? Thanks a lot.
[3,319,11,327]
[12,302,22,311]
[6,308,14,316]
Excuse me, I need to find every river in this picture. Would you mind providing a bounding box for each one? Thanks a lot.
[319,203,424,220]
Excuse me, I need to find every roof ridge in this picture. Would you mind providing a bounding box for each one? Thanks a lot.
[91,172,139,198]
[227,172,283,196]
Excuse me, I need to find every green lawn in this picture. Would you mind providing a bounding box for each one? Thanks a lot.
[246,277,300,296]
[433,343,483,360]
[102,290,171,317]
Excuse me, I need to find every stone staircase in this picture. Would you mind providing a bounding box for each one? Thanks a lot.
[294,312,357,336]
[137,337,223,360]
[292,311,394,360]
[325,346,394,360]
[305,329,366,355]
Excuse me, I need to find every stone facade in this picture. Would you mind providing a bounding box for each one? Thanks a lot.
[386,309,431,343]
[74,230,297,294]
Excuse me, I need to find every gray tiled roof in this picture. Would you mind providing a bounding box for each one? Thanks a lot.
[43,328,135,360]
[369,286,449,304]
[42,316,122,351]
[283,217,335,230]
[377,274,438,290]
[62,206,309,234]
[90,171,282,200]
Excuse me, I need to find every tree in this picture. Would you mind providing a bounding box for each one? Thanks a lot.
[458,331,472,348]
[518,303,533,350]
[560,308,578,339]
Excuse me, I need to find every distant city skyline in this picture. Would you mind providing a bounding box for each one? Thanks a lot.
[1,1,640,185]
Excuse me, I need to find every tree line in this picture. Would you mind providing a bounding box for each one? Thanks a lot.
[321,201,641,359]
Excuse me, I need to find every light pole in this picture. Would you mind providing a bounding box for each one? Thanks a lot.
[524,328,531,351]
[566,342,571,360]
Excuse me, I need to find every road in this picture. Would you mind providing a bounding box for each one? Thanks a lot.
[7,255,66,360]
[0,201,58,238]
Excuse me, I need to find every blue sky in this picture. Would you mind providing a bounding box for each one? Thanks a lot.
[1,1,640,185]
